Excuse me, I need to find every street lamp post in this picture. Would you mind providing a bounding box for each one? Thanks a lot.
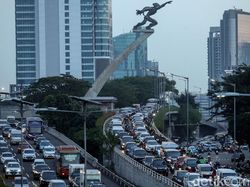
[69,96,101,187]
[166,72,189,145]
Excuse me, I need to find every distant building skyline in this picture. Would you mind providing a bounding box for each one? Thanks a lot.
[14,0,112,91]
[208,9,250,88]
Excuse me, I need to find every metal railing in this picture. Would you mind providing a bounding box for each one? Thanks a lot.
[45,127,136,187]
[114,147,183,187]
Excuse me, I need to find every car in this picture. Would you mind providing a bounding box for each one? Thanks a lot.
[42,145,56,159]
[150,158,169,175]
[22,148,36,161]
[89,184,106,187]
[39,170,57,186]
[32,158,46,170]
[0,135,6,143]
[196,164,213,178]
[124,142,137,154]
[0,146,9,155]
[32,164,50,180]
[231,151,245,162]
[48,179,67,187]
[3,158,17,172]
[34,134,45,144]
[182,157,198,172]
[17,143,31,153]
[1,152,14,164]
[144,139,159,152]
[14,176,29,187]
[2,126,11,137]
[142,155,155,167]
[128,147,147,162]
[120,136,134,149]
[172,170,188,185]
[38,140,51,152]
[183,172,200,187]
[5,161,21,178]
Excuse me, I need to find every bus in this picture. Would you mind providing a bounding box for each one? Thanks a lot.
[26,117,44,140]
[56,145,81,177]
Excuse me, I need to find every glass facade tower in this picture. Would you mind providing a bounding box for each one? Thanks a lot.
[221,9,250,72]
[112,32,147,79]
[15,0,112,88]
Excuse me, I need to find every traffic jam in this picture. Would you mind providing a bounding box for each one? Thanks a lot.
[0,116,103,187]
[108,99,250,187]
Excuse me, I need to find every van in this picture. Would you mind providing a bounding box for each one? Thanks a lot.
[215,168,237,185]
[10,129,22,145]
[196,164,213,178]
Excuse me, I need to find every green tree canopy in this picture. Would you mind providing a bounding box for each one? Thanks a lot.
[208,64,250,144]
[99,76,176,107]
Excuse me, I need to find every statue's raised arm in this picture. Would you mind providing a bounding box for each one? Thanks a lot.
[159,1,173,9]
[133,1,173,31]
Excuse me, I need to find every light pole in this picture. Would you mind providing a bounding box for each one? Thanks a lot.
[166,72,189,145]
[216,83,236,143]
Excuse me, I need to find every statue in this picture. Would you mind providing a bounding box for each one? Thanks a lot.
[133,1,172,30]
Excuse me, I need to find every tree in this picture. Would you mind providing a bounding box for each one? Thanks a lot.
[23,75,90,103]
[99,76,176,107]
[176,93,201,140]
[208,64,250,144]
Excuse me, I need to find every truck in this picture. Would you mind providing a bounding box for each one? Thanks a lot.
[26,117,44,140]
[10,129,22,145]
[69,164,102,187]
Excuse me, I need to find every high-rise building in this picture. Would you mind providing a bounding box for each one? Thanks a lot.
[15,0,112,89]
[112,32,148,79]
[221,9,250,72]
[207,27,221,86]
[207,9,250,89]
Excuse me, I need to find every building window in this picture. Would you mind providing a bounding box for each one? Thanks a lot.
[65,5,69,10]
[64,0,69,4]
[65,45,70,50]
[65,58,70,63]
[65,38,70,44]
[65,25,69,30]
[65,52,70,57]
[65,19,69,24]
[66,65,70,70]
[65,32,70,37]
[65,12,69,17]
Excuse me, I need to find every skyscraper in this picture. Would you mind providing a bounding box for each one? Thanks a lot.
[221,9,250,72]
[112,32,148,79]
[15,0,112,89]
[207,27,221,85]
[207,9,250,89]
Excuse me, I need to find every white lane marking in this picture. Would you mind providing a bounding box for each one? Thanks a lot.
[32,181,37,187]
[26,173,30,178]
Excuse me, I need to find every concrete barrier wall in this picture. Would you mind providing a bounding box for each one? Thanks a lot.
[113,147,183,187]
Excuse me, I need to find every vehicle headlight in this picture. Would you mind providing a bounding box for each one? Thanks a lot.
[6,169,10,172]
[17,169,21,172]
[33,170,39,174]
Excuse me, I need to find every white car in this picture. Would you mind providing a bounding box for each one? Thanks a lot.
[48,179,66,187]
[42,146,56,159]
[32,158,46,170]
[1,152,14,164]
[183,172,200,187]
[5,161,21,178]
[145,140,159,152]
[22,148,36,161]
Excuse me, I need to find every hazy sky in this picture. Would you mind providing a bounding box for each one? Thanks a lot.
[1,0,250,93]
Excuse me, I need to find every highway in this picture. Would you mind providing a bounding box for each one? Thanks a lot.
[0,129,122,187]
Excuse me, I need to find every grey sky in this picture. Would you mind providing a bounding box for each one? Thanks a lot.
[0,0,250,93]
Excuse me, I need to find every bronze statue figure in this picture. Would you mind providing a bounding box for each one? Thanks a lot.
[133,1,172,30]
